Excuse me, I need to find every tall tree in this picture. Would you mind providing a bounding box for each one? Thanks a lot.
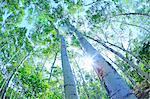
[85,35,150,82]
[66,23,137,99]
[60,35,78,99]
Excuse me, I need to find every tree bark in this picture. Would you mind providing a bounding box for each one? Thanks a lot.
[72,68,80,96]
[60,35,78,99]
[86,35,150,82]
[105,54,136,86]
[68,24,137,99]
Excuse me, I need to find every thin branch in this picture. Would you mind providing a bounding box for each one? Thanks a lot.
[111,20,150,33]
[112,13,150,18]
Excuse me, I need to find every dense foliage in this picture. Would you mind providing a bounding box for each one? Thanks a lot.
[0,0,149,99]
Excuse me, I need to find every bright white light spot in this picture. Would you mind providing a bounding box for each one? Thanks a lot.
[80,55,94,71]
[84,56,93,67]
[67,36,72,45]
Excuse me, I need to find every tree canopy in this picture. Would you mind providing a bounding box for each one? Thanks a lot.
[0,0,150,99]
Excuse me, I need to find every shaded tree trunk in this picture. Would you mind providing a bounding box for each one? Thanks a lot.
[72,68,80,96]
[67,24,137,99]
[60,35,78,99]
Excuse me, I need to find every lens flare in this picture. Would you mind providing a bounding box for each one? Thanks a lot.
[82,55,94,71]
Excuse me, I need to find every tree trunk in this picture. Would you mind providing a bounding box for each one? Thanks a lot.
[72,68,80,96]
[48,51,58,83]
[60,35,78,99]
[112,13,150,18]
[104,40,149,69]
[68,24,137,99]
[86,35,150,82]
[105,55,136,86]
[74,59,90,99]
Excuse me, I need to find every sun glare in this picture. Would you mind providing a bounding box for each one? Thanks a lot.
[84,56,93,67]
[81,55,94,71]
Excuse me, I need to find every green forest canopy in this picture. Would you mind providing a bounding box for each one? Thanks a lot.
[0,0,150,99]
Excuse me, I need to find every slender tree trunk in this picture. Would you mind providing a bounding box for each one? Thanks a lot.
[1,49,20,80]
[72,68,80,96]
[111,20,150,33]
[105,41,150,68]
[60,35,78,99]
[48,51,58,83]
[52,22,79,99]
[68,24,137,99]
[74,59,90,99]
[112,13,150,17]
[104,40,149,68]
[1,53,30,99]
[86,35,150,82]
